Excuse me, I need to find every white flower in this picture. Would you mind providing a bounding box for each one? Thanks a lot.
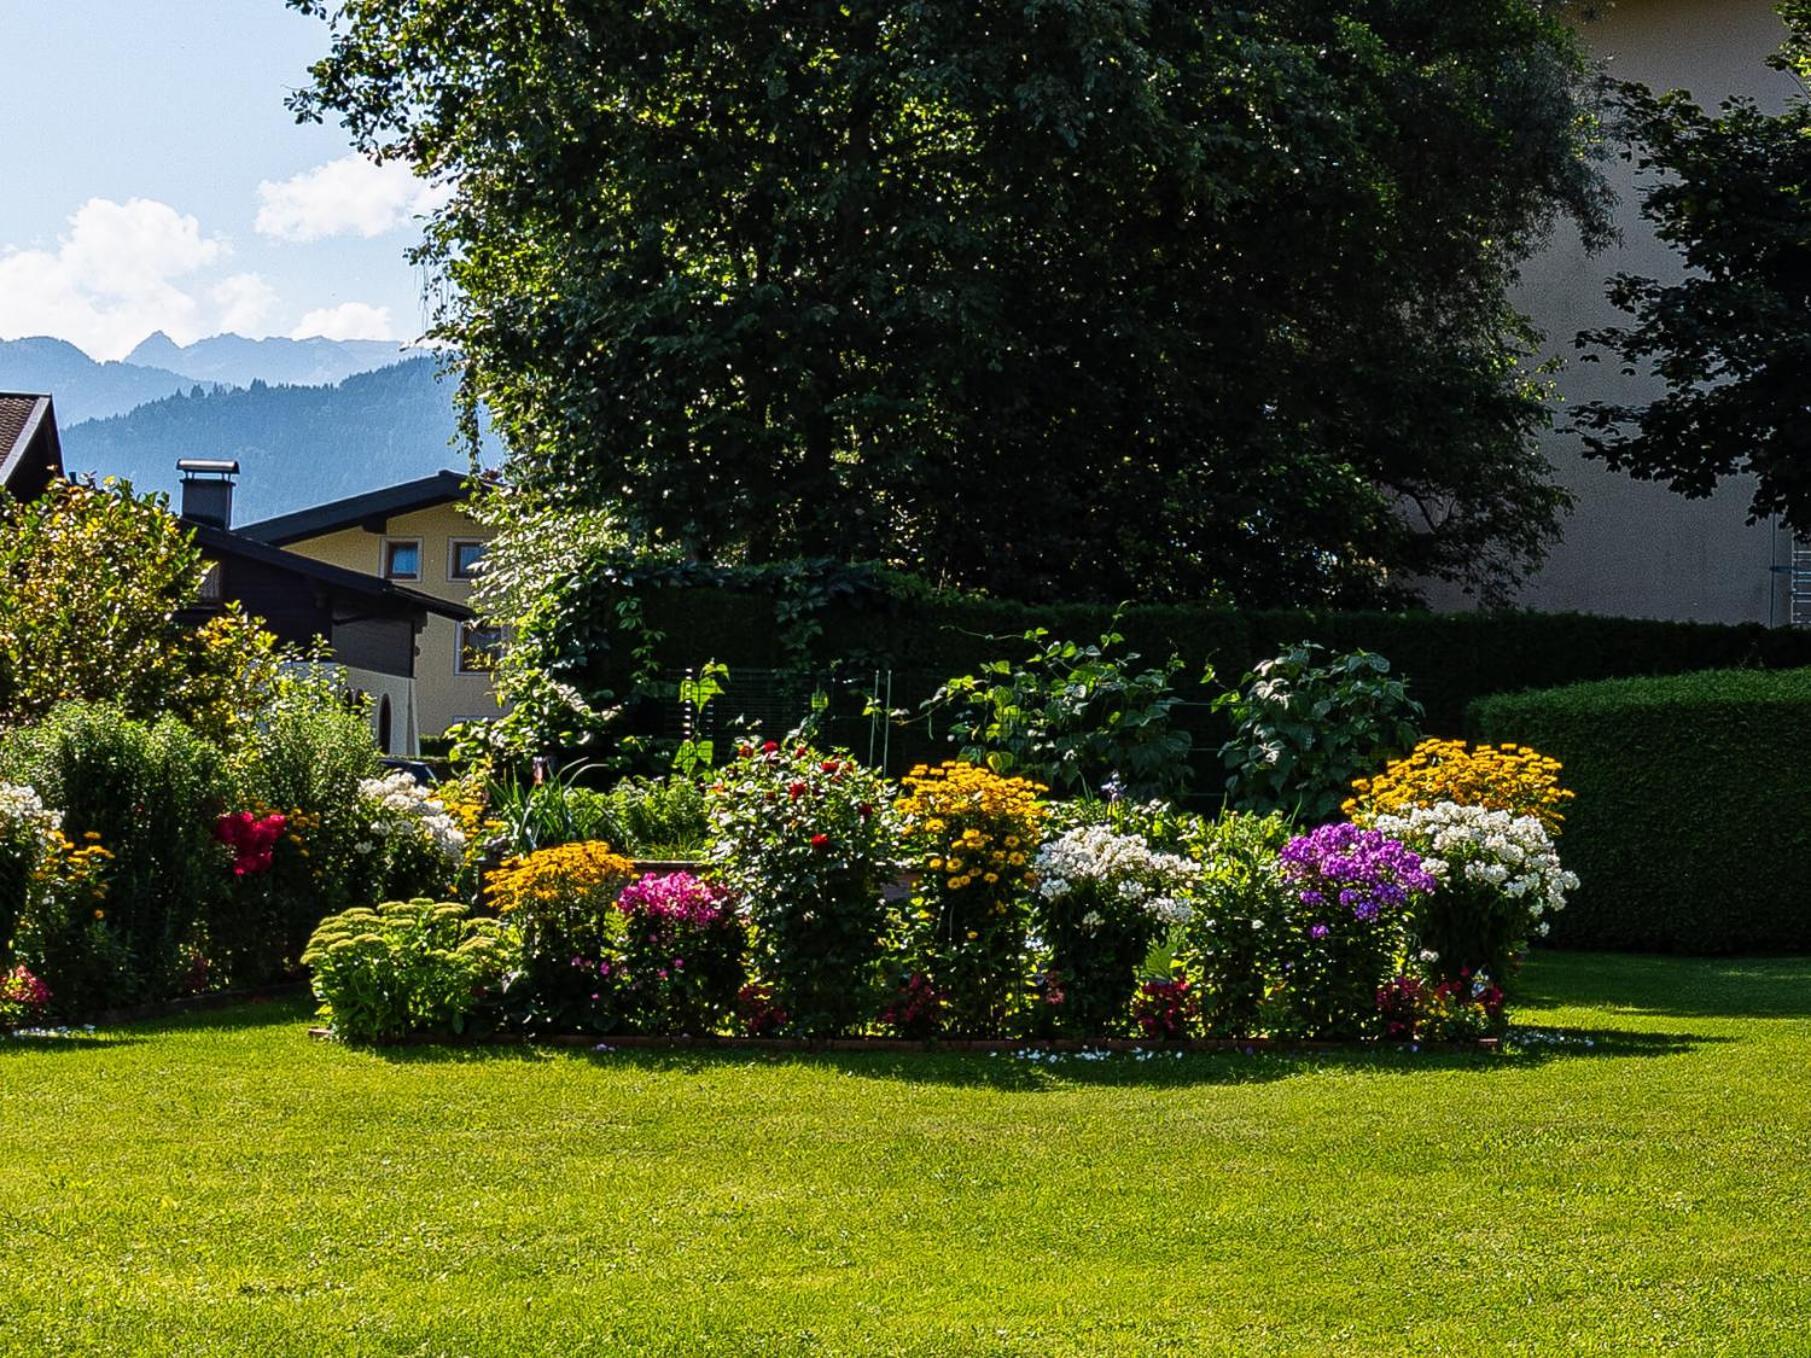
[1079,910,1105,932]
[1032,824,1200,925]
[357,773,465,863]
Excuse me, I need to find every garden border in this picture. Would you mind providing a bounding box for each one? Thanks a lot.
[305,1027,1498,1053]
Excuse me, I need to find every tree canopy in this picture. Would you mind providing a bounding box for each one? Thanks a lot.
[1577,4,1811,533]
[292,0,1609,606]
[0,480,284,741]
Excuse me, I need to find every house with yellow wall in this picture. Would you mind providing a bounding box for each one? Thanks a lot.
[240,471,503,742]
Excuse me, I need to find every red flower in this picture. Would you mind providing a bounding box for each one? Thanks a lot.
[788,781,807,801]
[810,833,830,852]
[821,759,840,774]
[858,802,873,818]
[762,740,779,754]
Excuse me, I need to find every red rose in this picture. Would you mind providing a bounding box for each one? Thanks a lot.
[810,833,830,852]
[821,759,839,774]
[762,740,779,754]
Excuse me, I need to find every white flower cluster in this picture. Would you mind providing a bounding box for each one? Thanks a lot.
[1033,825,1201,928]
[1370,800,1578,935]
[0,783,60,851]
[357,773,465,863]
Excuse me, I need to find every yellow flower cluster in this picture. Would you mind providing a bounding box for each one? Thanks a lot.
[1345,738,1574,833]
[486,840,638,916]
[897,761,1046,895]
[32,829,112,914]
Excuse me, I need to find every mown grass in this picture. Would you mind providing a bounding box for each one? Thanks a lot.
[1,952,1808,1355]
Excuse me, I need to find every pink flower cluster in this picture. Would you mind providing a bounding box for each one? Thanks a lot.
[0,965,51,1027]
[214,811,288,877]
[616,871,732,927]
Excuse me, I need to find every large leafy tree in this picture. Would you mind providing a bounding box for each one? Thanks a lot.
[0,480,285,740]
[292,0,1608,605]
[1577,5,1811,526]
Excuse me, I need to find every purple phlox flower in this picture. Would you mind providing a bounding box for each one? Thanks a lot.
[1309,923,1330,940]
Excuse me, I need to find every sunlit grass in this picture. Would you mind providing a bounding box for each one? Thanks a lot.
[2,952,1808,1355]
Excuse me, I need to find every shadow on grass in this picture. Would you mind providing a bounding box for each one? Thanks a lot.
[353,1023,1707,1090]
[0,1030,138,1053]
[1519,951,1811,1020]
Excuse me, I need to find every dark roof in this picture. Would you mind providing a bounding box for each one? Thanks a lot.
[238,470,474,545]
[188,520,472,622]
[0,393,64,499]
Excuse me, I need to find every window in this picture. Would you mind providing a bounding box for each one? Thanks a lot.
[448,538,487,581]
[198,561,223,602]
[383,538,422,581]
[456,623,503,674]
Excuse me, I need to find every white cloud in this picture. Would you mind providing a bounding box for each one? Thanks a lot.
[0,197,227,360]
[255,155,449,243]
[211,273,278,335]
[292,302,395,342]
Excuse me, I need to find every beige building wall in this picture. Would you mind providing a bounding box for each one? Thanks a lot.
[1430,0,1798,623]
[282,502,503,739]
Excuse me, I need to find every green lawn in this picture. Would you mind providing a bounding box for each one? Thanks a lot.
[2,954,1808,1355]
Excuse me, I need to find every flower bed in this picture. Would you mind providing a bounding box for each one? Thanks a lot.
[301,742,1579,1048]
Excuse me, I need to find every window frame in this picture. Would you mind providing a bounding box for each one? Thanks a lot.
[455,621,503,675]
[382,536,423,582]
[447,537,487,582]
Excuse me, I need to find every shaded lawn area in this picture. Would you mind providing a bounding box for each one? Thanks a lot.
[1,953,1808,1356]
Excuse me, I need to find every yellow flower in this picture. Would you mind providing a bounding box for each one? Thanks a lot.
[1346,737,1573,833]
[947,875,965,890]
[983,872,999,885]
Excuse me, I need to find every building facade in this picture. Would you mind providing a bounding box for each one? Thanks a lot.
[1429,0,1801,624]
[240,473,502,740]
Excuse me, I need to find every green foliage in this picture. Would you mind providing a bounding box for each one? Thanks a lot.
[486,769,709,860]
[705,744,902,1035]
[220,665,383,981]
[0,702,222,1009]
[593,777,709,860]
[1178,812,1296,1037]
[1577,10,1811,530]
[0,480,287,737]
[926,625,1193,801]
[292,0,1607,607]
[671,661,728,778]
[302,898,514,1042]
[1216,644,1424,820]
[1470,668,1811,953]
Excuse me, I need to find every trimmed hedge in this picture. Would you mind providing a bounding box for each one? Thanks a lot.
[613,589,1811,785]
[1470,669,1811,954]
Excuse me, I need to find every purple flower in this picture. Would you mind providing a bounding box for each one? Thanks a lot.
[1309,923,1330,940]
[1280,822,1435,925]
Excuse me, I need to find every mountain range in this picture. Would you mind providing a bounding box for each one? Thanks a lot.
[0,333,491,523]
[124,331,419,391]
[56,358,492,525]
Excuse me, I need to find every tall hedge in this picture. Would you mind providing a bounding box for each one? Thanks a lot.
[616,587,1811,753]
[1470,669,1811,953]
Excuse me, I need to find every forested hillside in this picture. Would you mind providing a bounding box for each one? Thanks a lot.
[59,357,493,523]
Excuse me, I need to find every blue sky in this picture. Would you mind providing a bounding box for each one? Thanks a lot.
[0,1,434,360]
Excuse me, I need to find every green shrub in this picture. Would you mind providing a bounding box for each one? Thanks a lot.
[923,625,1192,801]
[1469,668,1811,952]
[596,776,710,858]
[220,667,382,981]
[303,898,514,1042]
[0,703,222,1008]
[1216,644,1423,820]
[485,840,639,1031]
[1179,811,1295,1037]
[706,743,903,1036]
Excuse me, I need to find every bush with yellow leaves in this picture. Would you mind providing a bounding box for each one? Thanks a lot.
[895,761,1047,1035]
[1344,738,1574,833]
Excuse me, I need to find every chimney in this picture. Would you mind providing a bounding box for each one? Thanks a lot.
[176,459,239,528]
